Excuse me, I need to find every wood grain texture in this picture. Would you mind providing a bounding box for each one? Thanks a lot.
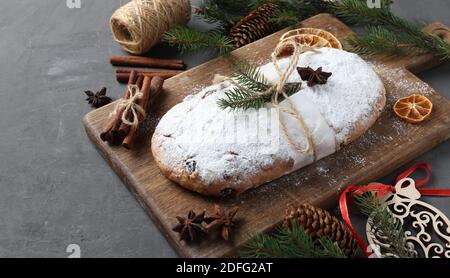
[83,14,450,258]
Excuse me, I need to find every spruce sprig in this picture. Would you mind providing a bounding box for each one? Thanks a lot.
[240,220,347,258]
[249,0,332,27]
[218,87,271,111]
[231,61,271,92]
[355,193,416,258]
[196,0,252,33]
[165,0,450,60]
[331,0,395,25]
[163,26,236,55]
[334,0,450,60]
[272,9,301,27]
[164,0,331,55]
[217,61,301,110]
[346,26,427,57]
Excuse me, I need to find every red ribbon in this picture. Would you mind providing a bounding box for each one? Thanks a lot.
[339,162,450,257]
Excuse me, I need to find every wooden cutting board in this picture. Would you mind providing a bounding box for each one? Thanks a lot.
[84,14,450,258]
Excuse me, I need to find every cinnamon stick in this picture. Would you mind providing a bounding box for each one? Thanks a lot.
[100,70,138,143]
[110,55,185,70]
[122,76,152,149]
[115,69,183,84]
[122,77,165,149]
[145,76,165,111]
[115,75,145,140]
[136,75,144,89]
[116,68,186,75]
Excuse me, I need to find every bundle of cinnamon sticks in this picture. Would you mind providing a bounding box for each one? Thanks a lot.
[100,70,164,149]
[111,55,185,84]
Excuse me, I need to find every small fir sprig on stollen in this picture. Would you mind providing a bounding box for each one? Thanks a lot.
[240,220,347,258]
[217,61,301,110]
[355,193,416,258]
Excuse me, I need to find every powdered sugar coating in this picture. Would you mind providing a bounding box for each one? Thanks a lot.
[151,48,385,195]
[260,48,385,143]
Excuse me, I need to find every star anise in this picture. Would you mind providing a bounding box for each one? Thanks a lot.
[297,66,332,87]
[85,87,112,108]
[205,205,239,241]
[172,210,207,242]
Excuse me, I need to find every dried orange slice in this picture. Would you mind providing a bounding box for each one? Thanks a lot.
[281,28,343,50]
[393,94,433,124]
[276,34,332,58]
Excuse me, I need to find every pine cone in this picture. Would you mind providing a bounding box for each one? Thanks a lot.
[229,3,279,48]
[284,204,358,258]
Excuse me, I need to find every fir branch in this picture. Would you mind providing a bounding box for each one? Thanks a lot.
[240,233,284,258]
[272,9,300,27]
[231,61,271,92]
[163,26,235,55]
[217,87,271,111]
[251,0,332,28]
[316,237,349,258]
[218,82,301,110]
[331,0,397,26]
[346,26,427,57]
[177,0,450,60]
[196,0,251,32]
[217,61,301,110]
[249,0,287,11]
[240,220,347,258]
[334,0,450,60]
[355,193,416,258]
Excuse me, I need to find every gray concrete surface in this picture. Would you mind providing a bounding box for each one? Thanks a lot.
[0,0,448,258]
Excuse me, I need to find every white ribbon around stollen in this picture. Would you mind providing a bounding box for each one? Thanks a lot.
[217,39,324,159]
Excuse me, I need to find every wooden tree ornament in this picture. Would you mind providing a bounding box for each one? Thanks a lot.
[366,178,450,258]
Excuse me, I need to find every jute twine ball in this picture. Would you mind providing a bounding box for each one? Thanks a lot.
[110,0,191,54]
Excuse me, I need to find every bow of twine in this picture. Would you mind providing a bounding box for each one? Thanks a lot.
[110,84,146,131]
[218,40,321,156]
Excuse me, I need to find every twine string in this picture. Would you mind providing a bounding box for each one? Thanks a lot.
[271,41,320,156]
[218,40,320,157]
[110,0,191,54]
